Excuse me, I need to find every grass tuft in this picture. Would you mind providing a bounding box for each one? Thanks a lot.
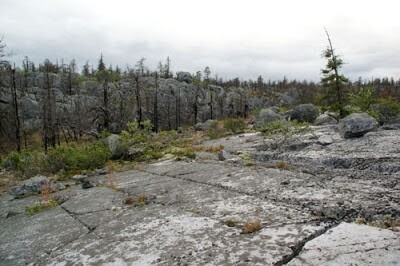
[124,194,149,207]
[241,219,262,234]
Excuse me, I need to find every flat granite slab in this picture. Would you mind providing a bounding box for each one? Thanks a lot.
[1,126,399,265]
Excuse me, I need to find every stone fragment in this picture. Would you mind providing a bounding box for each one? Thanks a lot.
[314,114,337,125]
[317,135,333,146]
[10,175,49,198]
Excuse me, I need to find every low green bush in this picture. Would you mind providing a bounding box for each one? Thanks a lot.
[223,118,246,134]
[206,121,226,139]
[45,143,111,174]
[257,120,290,135]
[350,87,375,112]
[2,151,43,177]
[372,98,400,124]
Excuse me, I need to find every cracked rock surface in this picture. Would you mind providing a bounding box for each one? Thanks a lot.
[0,125,399,265]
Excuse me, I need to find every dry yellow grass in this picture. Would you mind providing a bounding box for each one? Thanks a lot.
[275,161,290,170]
[241,219,262,234]
[124,194,149,206]
[40,182,52,203]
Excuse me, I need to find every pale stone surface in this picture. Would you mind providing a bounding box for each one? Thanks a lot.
[1,125,399,265]
[288,223,400,265]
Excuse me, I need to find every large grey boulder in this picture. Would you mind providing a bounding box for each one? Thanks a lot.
[176,72,192,83]
[314,114,337,125]
[339,113,378,138]
[10,175,50,198]
[288,104,319,123]
[255,108,282,128]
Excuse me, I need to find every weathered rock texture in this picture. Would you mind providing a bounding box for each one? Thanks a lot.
[1,125,399,265]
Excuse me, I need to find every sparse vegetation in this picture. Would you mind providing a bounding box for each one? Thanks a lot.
[206,121,226,139]
[356,215,400,230]
[26,199,58,215]
[223,118,246,134]
[224,219,237,227]
[275,161,290,170]
[124,194,149,207]
[241,219,262,234]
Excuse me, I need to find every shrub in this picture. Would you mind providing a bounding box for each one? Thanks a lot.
[206,121,227,139]
[371,98,400,124]
[2,151,43,177]
[257,120,290,135]
[223,118,246,134]
[350,87,375,112]
[45,143,110,174]
[170,147,196,160]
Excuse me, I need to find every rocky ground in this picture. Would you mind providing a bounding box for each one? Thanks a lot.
[1,124,399,265]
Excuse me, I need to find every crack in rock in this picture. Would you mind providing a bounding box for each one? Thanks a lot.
[60,206,97,233]
[274,221,341,266]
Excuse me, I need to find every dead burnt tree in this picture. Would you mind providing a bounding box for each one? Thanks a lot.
[10,66,21,152]
[153,72,159,133]
[42,60,57,153]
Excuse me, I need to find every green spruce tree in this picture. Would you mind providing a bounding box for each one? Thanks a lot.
[321,29,349,117]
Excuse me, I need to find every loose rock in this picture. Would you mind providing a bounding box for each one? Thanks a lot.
[339,113,378,138]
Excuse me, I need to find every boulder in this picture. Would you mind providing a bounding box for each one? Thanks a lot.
[288,104,319,123]
[10,175,50,198]
[339,113,378,138]
[314,114,337,125]
[194,120,215,131]
[176,72,192,83]
[275,93,295,105]
[255,108,282,128]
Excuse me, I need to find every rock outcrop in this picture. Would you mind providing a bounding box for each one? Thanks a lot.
[288,104,319,123]
[10,175,50,198]
[255,108,282,128]
[1,124,399,265]
[339,113,378,138]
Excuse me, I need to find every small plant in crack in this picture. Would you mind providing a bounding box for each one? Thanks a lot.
[26,199,58,215]
[124,194,149,207]
[224,219,237,227]
[241,219,262,234]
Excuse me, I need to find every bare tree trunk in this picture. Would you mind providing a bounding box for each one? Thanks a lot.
[11,67,21,152]
[135,76,143,128]
[153,73,159,133]
[103,81,109,131]
[175,86,180,130]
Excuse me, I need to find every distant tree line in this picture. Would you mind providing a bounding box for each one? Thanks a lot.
[0,36,399,155]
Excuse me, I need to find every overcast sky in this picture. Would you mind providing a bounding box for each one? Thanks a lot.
[1,0,399,81]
